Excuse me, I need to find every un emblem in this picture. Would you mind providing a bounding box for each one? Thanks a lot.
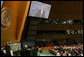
[1,7,12,29]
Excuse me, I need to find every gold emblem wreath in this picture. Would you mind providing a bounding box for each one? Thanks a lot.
[1,7,12,29]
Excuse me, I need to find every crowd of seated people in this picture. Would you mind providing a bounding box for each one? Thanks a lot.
[49,40,83,56]
[1,40,83,56]
[35,40,83,56]
[50,45,83,56]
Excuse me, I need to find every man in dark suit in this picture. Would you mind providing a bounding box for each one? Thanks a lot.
[5,42,11,56]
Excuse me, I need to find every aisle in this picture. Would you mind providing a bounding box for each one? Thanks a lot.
[37,50,55,56]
